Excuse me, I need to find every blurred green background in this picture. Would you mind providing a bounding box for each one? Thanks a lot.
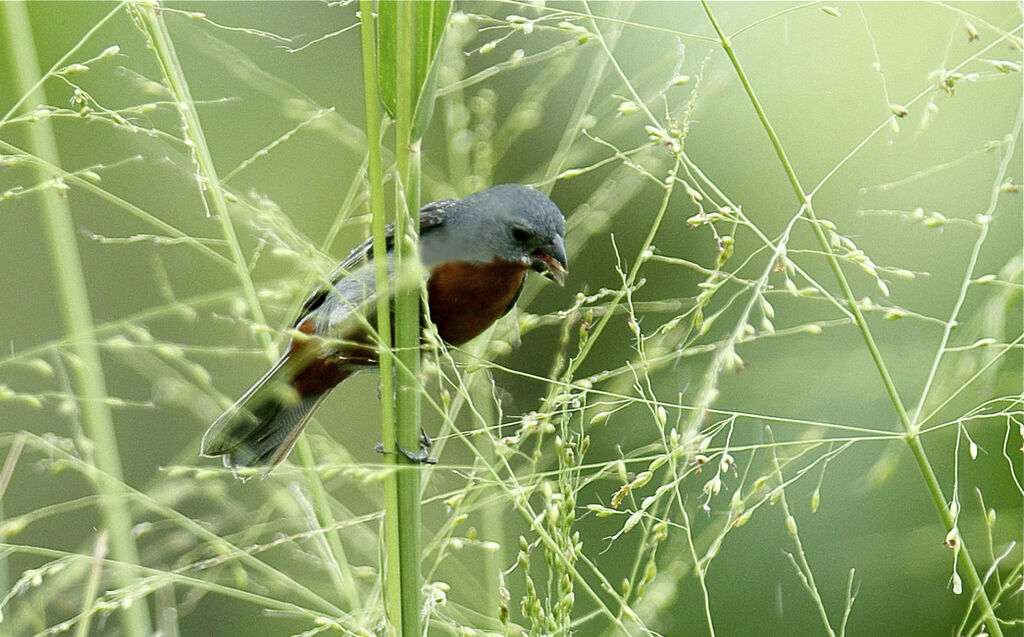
[0,2,1021,635]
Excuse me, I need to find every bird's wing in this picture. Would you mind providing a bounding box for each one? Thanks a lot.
[295,199,455,321]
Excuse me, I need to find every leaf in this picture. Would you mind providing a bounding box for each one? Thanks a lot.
[376,1,397,118]
[416,0,449,87]
[377,0,451,137]
[411,0,450,139]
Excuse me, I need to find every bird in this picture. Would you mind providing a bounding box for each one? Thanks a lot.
[201,184,568,475]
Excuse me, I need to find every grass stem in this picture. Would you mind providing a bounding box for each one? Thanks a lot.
[390,3,424,634]
[131,3,274,360]
[1,3,152,634]
[700,3,1004,634]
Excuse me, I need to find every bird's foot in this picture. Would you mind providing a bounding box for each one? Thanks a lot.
[374,429,437,465]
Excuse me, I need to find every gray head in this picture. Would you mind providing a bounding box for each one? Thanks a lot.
[420,184,568,284]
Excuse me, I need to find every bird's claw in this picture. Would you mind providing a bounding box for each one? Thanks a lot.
[398,444,438,464]
[374,429,437,465]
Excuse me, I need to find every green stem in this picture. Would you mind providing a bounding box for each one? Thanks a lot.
[768,439,836,637]
[1,3,151,635]
[543,2,630,185]
[141,0,362,614]
[391,2,423,635]
[473,375,504,619]
[2,542,357,631]
[0,2,123,129]
[74,532,108,637]
[555,158,679,396]
[21,430,346,618]
[699,3,1002,635]
[132,3,274,360]
[0,138,233,269]
[295,440,362,610]
[361,2,410,634]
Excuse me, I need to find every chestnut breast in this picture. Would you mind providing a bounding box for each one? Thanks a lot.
[426,260,528,346]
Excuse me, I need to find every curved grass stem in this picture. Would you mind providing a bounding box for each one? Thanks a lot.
[131,3,274,359]
[700,3,1004,635]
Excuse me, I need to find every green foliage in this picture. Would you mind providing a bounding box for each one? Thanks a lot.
[377,0,451,139]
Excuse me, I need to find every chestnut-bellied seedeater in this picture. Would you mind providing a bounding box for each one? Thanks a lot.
[201,184,568,475]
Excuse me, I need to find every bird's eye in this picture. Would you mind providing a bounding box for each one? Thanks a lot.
[510,226,531,243]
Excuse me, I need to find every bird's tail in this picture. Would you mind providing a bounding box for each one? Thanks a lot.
[201,354,347,476]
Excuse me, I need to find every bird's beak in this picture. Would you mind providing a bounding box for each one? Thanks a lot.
[531,235,568,287]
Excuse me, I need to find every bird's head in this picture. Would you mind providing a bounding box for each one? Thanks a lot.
[443,184,568,285]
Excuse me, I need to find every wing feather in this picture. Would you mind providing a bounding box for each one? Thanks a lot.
[296,200,454,320]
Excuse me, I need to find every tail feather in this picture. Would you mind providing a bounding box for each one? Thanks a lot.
[202,355,344,476]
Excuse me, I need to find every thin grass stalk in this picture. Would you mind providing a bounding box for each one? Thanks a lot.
[0,433,25,614]
[74,532,108,637]
[295,441,362,610]
[360,2,405,632]
[699,3,1003,635]
[472,371,504,619]
[138,0,361,610]
[0,3,121,129]
[1,3,152,635]
[2,541,357,630]
[131,3,274,359]
[542,1,631,184]
[546,157,679,404]
[768,437,836,637]
[911,108,1022,425]
[0,137,231,267]
[14,430,346,618]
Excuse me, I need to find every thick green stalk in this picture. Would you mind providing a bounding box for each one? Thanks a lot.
[1,3,151,635]
[699,3,1002,635]
[393,2,422,451]
[390,2,423,634]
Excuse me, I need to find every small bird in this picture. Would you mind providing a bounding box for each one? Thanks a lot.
[201,184,568,475]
